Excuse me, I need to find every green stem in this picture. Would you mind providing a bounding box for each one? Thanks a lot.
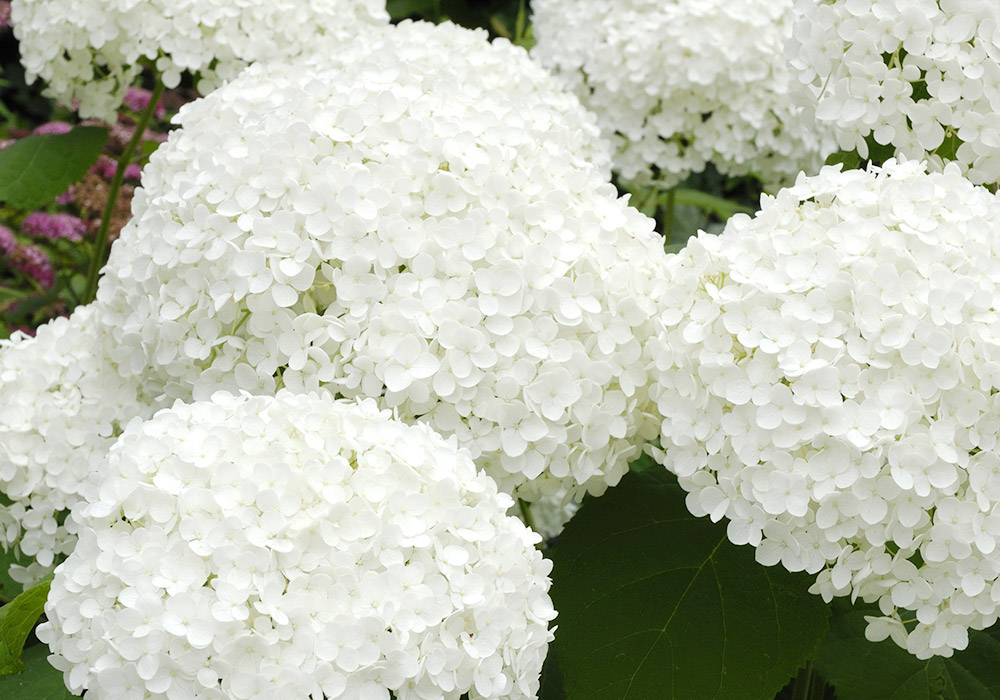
[80,77,165,305]
[518,498,537,533]
[791,662,814,700]
[514,0,528,45]
[662,188,676,246]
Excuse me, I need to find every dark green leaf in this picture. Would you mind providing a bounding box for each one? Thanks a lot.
[539,647,567,700]
[550,467,830,700]
[673,188,754,219]
[814,600,1000,700]
[0,574,52,676]
[0,643,76,699]
[936,130,963,165]
[137,138,163,162]
[825,150,863,171]
[0,127,108,210]
[0,547,29,601]
[863,134,898,166]
[386,0,439,19]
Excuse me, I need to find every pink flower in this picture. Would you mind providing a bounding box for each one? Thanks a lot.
[21,212,87,242]
[9,244,55,288]
[0,2,11,30]
[0,225,15,256]
[32,121,73,135]
[123,87,166,118]
[90,154,117,180]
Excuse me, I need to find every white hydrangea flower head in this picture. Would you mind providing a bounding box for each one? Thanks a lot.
[10,0,389,121]
[651,159,1000,658]
[530,0,837,189]
[787,0,1000,186]
[94,20,668,502]
[0,305,156,585]
[38,390,555,700]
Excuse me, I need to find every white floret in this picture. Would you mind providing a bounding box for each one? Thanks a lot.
[652,159,1000,658]
[531,0,837,189]
[37,391,556,700]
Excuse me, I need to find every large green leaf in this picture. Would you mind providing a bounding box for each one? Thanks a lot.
[0,643,75,699]
[0,126,108,210]
[814,600,1000,700]
[539,647,567,700]
[550,467,830,700]
[0,574,52,675]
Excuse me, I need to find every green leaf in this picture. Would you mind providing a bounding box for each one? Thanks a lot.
[814,600,1000,700]
[0,126,109,210]
[386,0,439,19]
[825,150,863,171]
[550,467,830,700]
[539,647,567,700]
[0,574,52,676]
[137,138,163,162]
[672,188,754,219]
[0,643,75,699]
[0,547,28,601]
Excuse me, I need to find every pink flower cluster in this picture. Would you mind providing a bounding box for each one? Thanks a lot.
[122,87,166,118]
[21,212,86,242]
[90,154,141,181]
[32,121,72,135]
[0,224,15,255]
[8,244,54,289]
[0,223,57,289]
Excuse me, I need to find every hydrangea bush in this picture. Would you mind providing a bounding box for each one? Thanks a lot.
[5,2,1000,699]
[38,391,555,700]
[531,0,836,188]
[652,159,1000,657]
[787,0,1000,186]
[0,20,667,587]
[11,0,389,121]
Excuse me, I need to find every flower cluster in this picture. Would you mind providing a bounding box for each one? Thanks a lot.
[530,0,836,188]
[38,391,555,700]
[21,212,87,242]
[651,159,1000,657]
[787,0,1000,186]
[0,306,153,583]
[0,224,15,255]
[92,20,667,502]
[11,0,389,121]
[0,223,57,289]
[8,243,54,288]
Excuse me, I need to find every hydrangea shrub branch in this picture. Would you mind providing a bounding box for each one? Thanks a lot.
[80,78,164,305]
